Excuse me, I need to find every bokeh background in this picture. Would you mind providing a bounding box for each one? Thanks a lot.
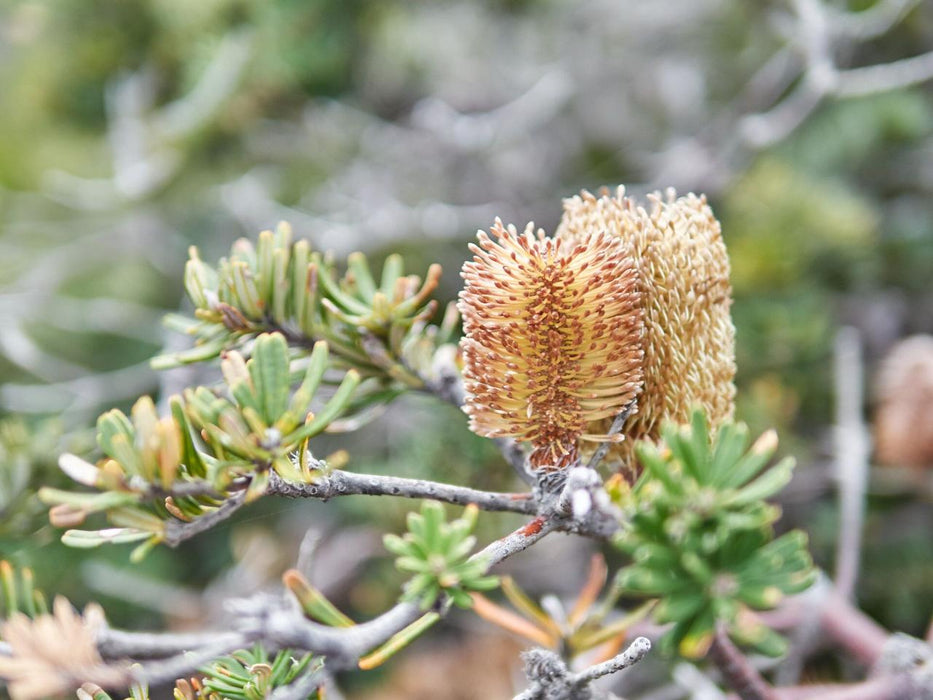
[1,0,933,697]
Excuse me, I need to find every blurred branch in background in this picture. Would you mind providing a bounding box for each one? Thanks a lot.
[656,0,933,186]
[42,30,254,209]
[3,0,933,422]
[833,327,869,603]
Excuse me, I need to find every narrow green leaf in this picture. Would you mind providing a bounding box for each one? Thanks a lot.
[358,612,440,670]
[616,568,686,596]
[284,570,355,628]
[654,593,706,625]
[151,336,232,369]
[709,423,750,487]
[109,507,166,533]
[38,488,138,511]
[722,457,795,507]
[688,409,711,481]
[249,334,291,425]
[379,254,404,297]
[20,567,36,617]
[245,470,270,503]
[0,561,17,616]
[678,606,716,659]
[722,429,779,488]
[62,528,152,549]
[97,410,134,460]
[285,370,361,443]
[287,341,329,419]
[347,252,377,302]
[232,261,263,318]
[292,241,311,329]
[257,229,276,305]
[171,397,206,478]
[315,259,371,315]
[272,248,290,324]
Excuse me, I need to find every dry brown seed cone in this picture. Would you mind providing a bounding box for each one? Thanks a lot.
[459,219,644,470]
[873,334,933,469]
[557,186,736,474]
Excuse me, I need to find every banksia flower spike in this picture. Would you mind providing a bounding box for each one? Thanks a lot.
[557,187,736,473]
[459,219,644,470]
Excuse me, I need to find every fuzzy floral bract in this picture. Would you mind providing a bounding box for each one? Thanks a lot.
[459,219,644,469]
[0,597,126,700]
[557,187,736,474]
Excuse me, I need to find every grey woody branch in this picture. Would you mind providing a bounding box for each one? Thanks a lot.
[708,625,775,700]
[99,514,557,686]
[268,469,536,515]
[161,469,536,548]
[514,637,652,700]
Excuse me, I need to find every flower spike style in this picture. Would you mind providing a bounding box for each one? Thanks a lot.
[557,187,736,473]
[459,219,644,470]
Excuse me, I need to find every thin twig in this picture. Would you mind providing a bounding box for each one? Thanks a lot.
[100,513,557,689]
[162,492,246,547]
[586,401,635,470]
[494,437,535,486]
[268,669,325,700]
[574,636,652,683]
[759,585,889,667]
[97,628,243,660]
[769,676,910,700]
[773,578,827,686]
[828,0,920,40]
[472,515,556,568]
[162,468,537,549]
[833,327,869,601]
[134,637,248,686]
[708,625,775,700]
[268,469,536,515]
[514,636,651,699]
[835,48,933,98]
[228,596,424,668]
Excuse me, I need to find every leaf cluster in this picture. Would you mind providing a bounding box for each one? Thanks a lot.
[79,646,320,700]
[38,223,457,561]
[383,502,498,610]
[39,333,358,560]
[78,680,150,700]
[0,561,48,621]
[156,223,454,410]
[178,645,321,700]
[615,410,816,658]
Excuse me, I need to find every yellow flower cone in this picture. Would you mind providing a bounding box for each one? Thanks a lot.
[557,187,736,474]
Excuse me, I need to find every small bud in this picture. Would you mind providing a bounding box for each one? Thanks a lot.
[751,429,778,456]
[58,454,100,487]
[49,504,87,529]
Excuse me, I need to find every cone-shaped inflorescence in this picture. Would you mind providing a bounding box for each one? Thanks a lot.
[459,219,644,470]
[557,187,736,473]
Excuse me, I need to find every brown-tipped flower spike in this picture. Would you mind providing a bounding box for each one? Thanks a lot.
[557,187,736,473]
[459,219,644,470]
